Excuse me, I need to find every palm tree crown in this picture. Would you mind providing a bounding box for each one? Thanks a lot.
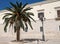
[3,1,35,32]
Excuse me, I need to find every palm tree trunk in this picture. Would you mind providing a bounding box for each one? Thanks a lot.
[16,27,20,41]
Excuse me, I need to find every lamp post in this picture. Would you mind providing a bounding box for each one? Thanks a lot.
[39,13,45,41]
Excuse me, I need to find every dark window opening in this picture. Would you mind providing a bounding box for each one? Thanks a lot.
[38,12,44,19]
[57,10,60,17]
[40,27,43,32]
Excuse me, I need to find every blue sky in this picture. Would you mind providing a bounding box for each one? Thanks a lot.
[0,0,44,10]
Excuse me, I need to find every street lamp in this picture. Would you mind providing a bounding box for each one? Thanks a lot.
[38,13,45,41]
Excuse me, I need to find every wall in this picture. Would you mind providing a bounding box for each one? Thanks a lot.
[30,1,60,20]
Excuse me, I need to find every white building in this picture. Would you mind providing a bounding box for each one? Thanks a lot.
[0,0,60,40]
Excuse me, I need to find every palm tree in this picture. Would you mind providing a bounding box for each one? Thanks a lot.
[2,1,35,41]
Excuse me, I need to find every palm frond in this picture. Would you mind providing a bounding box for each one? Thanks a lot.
[28,19,33,30]
[9,23,13,28]
[14,26,16,32]
[27,12,34,16]
[28,15,36,22]
[10,2,17,10]
[2,13,12,19]
[22,3,28,9]
[3,18,10,23]
[16,1,20,7]
[4,18,10,32]
[4,23,8,32]
[22,7,32,12]
[24,13,36,22]
[6,7,14,12]
[24,22,28,32]
[20,19,25,31]
[19,2,22,8]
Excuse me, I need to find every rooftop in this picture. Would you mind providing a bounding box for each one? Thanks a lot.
[28,0,60,6]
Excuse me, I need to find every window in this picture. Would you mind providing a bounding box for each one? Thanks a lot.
[55,7,60,20]
[57,10,60,17]
[40,27,43,32]
[55,7,60,17]
[38,12,44,19]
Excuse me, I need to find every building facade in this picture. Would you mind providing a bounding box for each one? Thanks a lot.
[0,0,60,40]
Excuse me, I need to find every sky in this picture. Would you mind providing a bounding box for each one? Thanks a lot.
[0,0,44,10]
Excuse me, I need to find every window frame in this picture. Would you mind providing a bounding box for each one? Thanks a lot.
[55,7,60,17]
[37,9,44,20]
